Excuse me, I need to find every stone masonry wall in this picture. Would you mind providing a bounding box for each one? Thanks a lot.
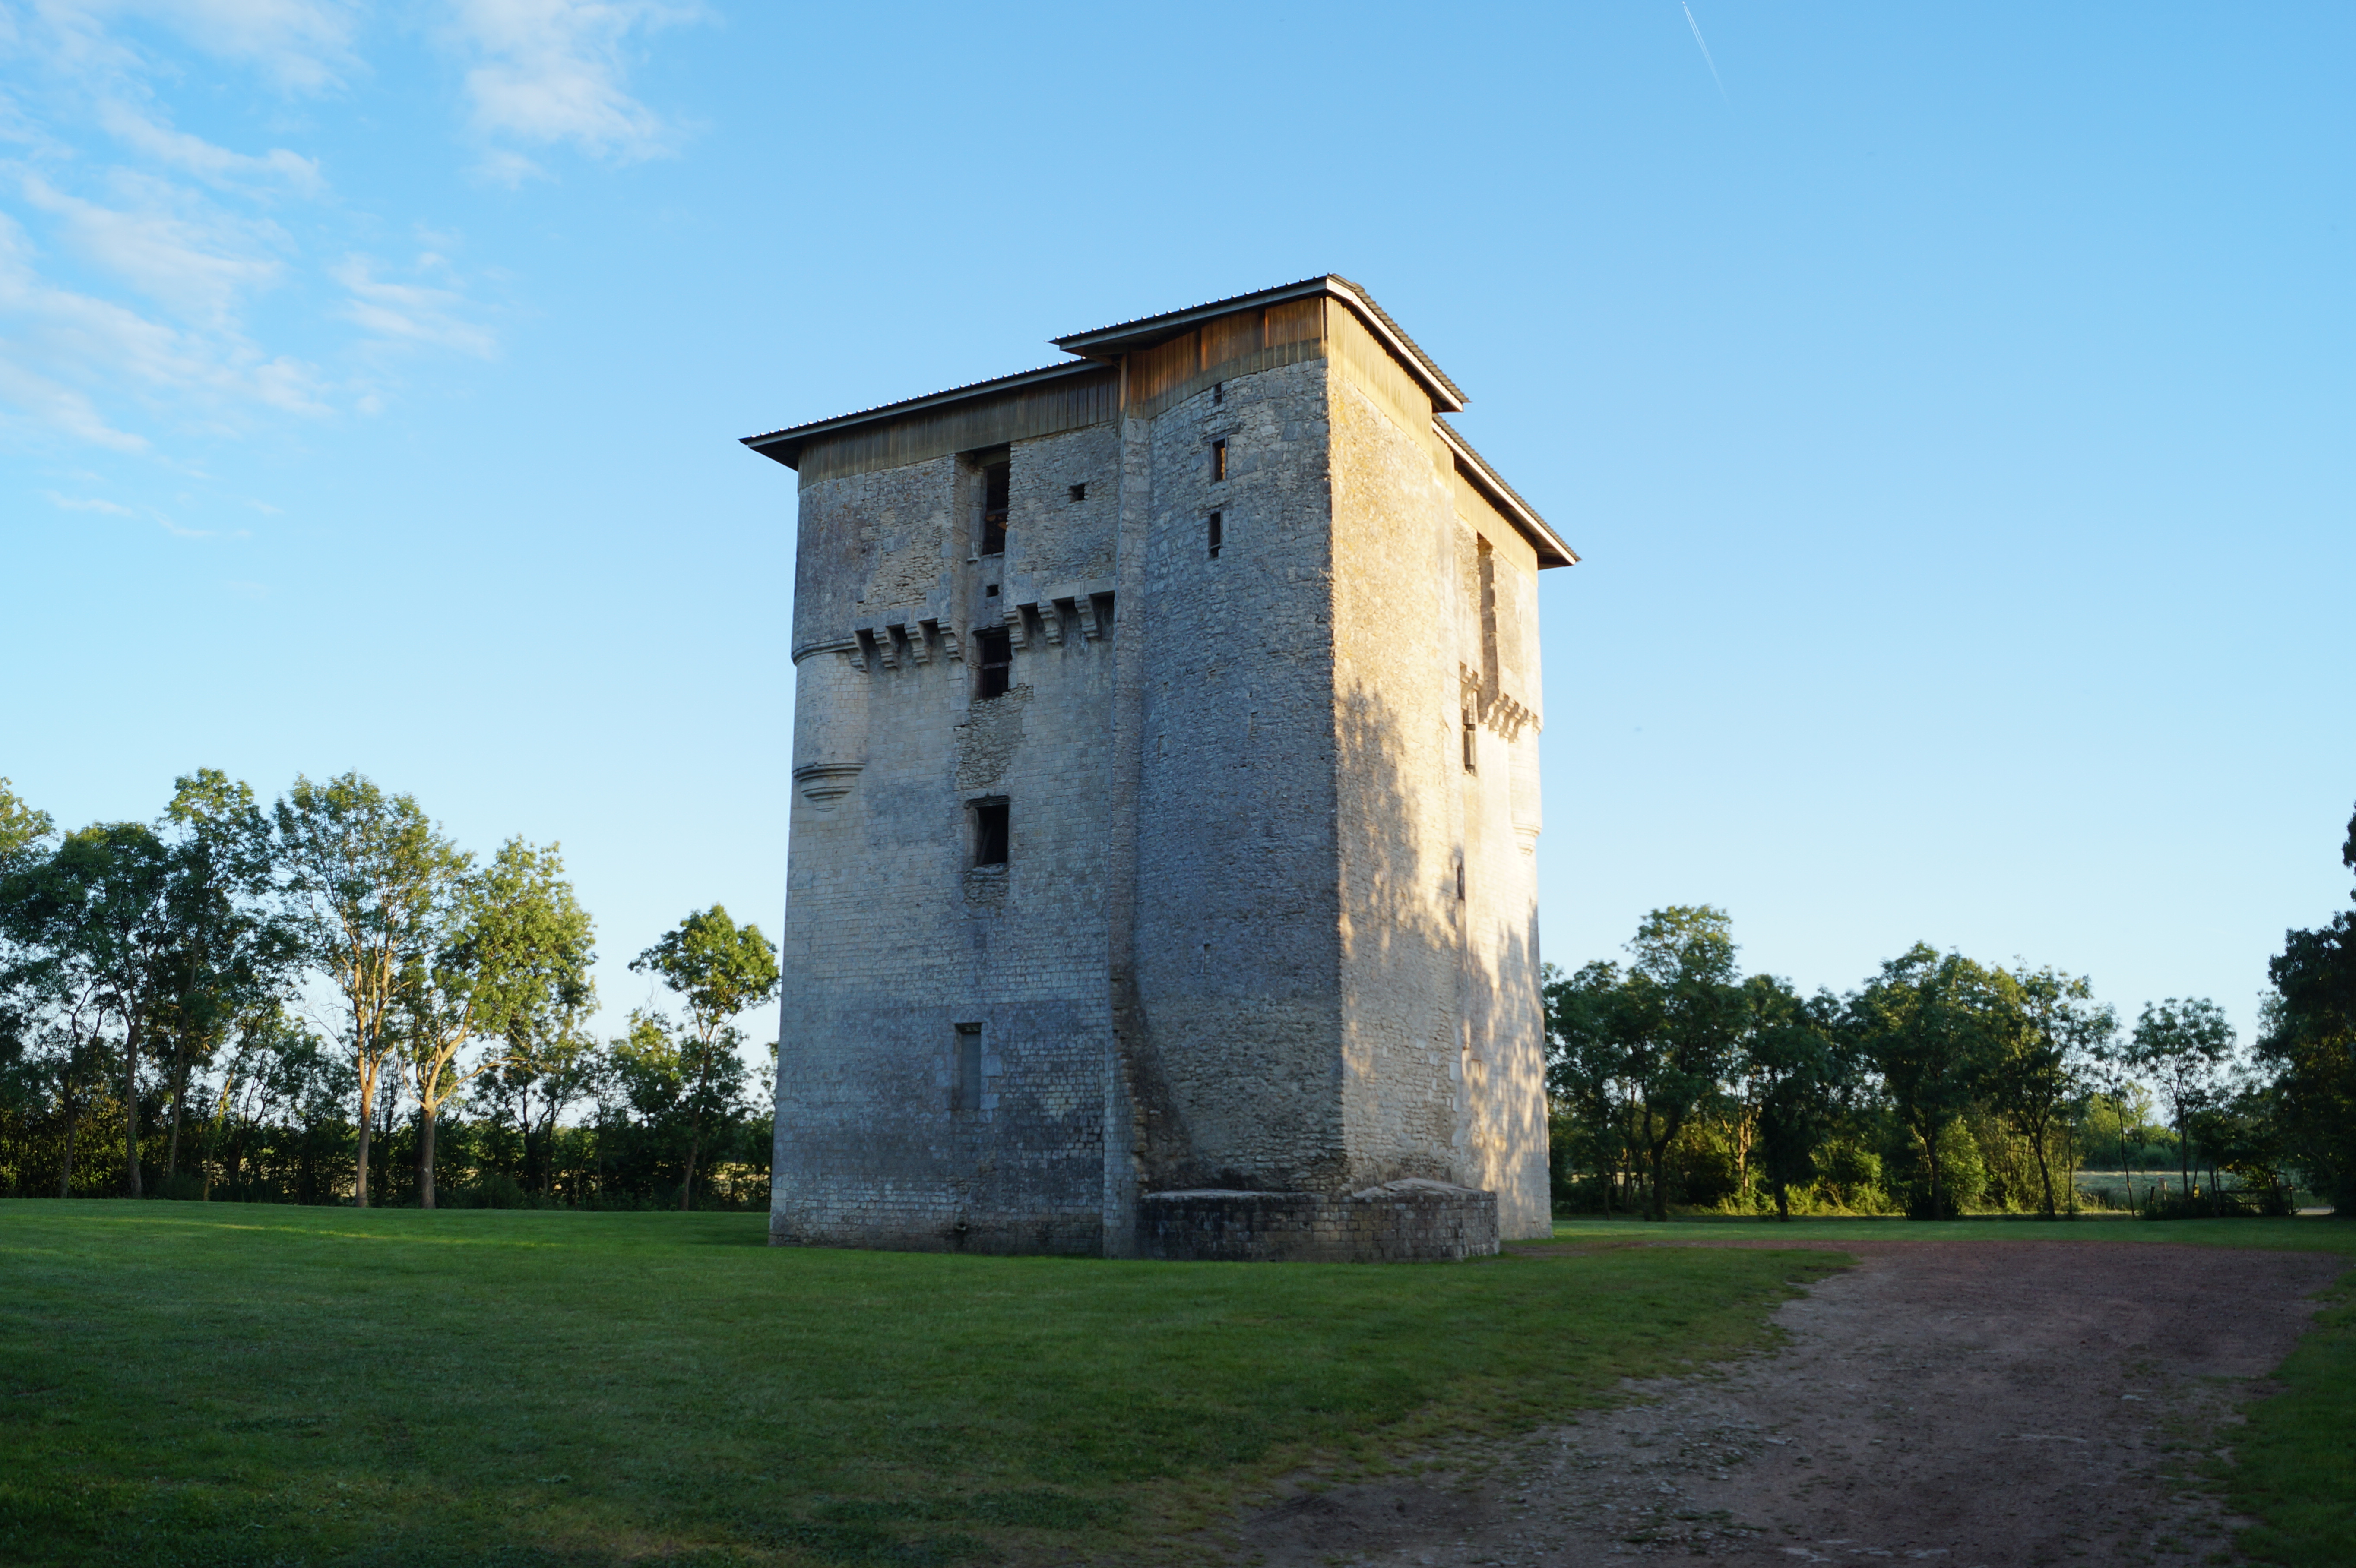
[1135,1180,1499,1262]
[773,424,1124,1253]
[1125,357,1347,1194]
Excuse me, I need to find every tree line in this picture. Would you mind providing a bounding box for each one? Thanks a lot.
[1546,804,2356,1221]
[0,772,782,1210]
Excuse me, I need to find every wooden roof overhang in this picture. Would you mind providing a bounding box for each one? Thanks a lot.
[1051,274,1468,414]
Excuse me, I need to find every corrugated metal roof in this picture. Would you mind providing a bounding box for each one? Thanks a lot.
[1050,274,1468,413]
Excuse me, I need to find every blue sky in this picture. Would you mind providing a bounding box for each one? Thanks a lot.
[4,2,2350,1052]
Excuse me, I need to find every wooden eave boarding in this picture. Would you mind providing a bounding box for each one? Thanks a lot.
[740,275,1578,568]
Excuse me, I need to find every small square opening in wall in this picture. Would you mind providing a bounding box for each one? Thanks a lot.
[974,628,1011,699]
[1069,483,1087,503]
[1207,511,1223,560]
[972,800,1009,866]
[1210,438,1227,481]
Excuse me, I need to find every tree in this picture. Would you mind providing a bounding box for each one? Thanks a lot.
[399,837,595,1208]
[486,971,603,1197]
[1986,966,2112,1217]
[1738,976,1847,1221]
[1544,959,1642,1214]
[630,907,779,1209]
[1617,906,1745,1221]
[1849,945,2001,1218]
[0,824,177,1195]
[152,771,288,1182]
[272,774,467,1207]
[2259,801,2356,1215]
[0,778,54,873]
[2127,997,2235,1201]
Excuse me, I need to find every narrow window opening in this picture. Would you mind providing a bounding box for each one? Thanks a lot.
[1068,483,1087,503]
[1206,511,1223,560]
[1210,438,1227,481]
[972,801,1009,867]
[1462,712,1478,773]
[1456,856,1466,902]
[955,1024,983,1113]
[1213,381,1224,406]
[974,627,1011,699]
[980,458,1010,556]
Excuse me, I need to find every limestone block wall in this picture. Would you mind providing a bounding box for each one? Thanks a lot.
[773,427,1124,1253]
[1125,357,1347,1193]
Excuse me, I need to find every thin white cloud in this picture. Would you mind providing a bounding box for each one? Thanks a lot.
[17,170,286,325]
[82,1,363,94]
[0,210,329,448]
[332,252,498,358]
[96,99,323,196]
[43,489,138,513]
[446,0,697,171]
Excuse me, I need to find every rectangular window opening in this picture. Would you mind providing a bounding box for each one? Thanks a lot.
[1456,856,1466,902]
[1210,438,1227,481]
[1213,380,1224,406]
[972,801,1009,867]
[1207,510,1223,560]
[1068,482,1087,503]
[974,627,1011,700]
[981,458,1010,556]
[955,1024,983,1113]
[1462,713,1478,773]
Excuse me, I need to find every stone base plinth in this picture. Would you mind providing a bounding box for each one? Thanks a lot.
[1136,1179,1499,1262]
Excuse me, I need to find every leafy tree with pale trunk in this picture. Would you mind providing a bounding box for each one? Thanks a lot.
[630,906,779,1209]
[272,774,466,1208]
[1849,944,2001,1219]
[0,823,177,1195]
[2261,801,2356,1215]
[152,771,288,1183]
[1987,966,2112,1217]
[1618,906,1745,1222]
[2127,997,2235,1202]
[399,837,595,1208]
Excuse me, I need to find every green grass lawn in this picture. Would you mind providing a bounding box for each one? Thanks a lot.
[1551,1212,2356,1568]
[0,1202,1843,1567]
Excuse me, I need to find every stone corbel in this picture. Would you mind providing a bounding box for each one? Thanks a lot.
[925,618,959,663]
[1043,600,1070,646]
[869,626,899,670]
[895,620,931,664]
[1003,604,1029,651]
[1075,597,1102,642]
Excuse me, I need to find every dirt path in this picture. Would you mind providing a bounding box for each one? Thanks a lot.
[1229,1241,2344,1568]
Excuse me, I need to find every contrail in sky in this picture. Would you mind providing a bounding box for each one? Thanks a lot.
[1682,0,1730,104]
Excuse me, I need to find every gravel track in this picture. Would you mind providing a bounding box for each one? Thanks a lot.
[1228,1240,2343,1568]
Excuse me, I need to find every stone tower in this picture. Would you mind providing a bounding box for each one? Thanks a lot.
[745,277,1574,1260]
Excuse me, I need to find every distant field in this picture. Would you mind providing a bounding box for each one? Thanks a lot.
[0,1202,1841,1567]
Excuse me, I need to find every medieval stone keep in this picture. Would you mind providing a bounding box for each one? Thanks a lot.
[745,277,1575,1260]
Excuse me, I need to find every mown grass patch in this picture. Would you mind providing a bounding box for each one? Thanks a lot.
[0,1201,1840,1565]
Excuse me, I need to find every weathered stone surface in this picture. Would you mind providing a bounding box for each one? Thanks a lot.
[766,287,1557,1260]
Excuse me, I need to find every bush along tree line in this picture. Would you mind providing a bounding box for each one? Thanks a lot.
[0,772,782,1209]
[1548,804,2356,1221]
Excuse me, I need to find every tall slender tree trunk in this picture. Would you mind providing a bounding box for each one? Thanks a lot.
[2119,1119,2134,1210]
[167,1034,190,1178]
[679,1132,700,1211]
[2029,1119,2056,1217]
[354,1065,375,1208]
[123,1019,143,1198]
[58,1069,77,1198]
[415,1103,438,1209]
